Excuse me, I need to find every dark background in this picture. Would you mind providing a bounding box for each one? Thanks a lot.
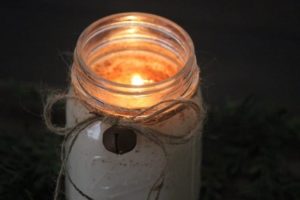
[1,0,299,112]
[0,1,300,200]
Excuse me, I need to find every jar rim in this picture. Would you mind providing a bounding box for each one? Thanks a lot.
[74,12,196,90]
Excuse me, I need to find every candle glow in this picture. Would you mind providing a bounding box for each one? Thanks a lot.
[131,74,144,86]
[131,74,154,86]
[73,12,198,111]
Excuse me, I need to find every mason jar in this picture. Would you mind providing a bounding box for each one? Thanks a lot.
[66,12,204,200]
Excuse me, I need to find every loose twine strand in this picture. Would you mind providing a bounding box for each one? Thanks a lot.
[43,92,205,200]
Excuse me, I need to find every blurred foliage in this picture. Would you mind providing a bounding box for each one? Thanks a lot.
[0,80,62,200]
[0,80,299,200]
[201,98,300,200]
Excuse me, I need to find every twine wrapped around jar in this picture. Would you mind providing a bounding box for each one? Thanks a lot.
[43,90,206,200]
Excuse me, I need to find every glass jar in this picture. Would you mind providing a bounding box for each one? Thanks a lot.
[66,12,204,200]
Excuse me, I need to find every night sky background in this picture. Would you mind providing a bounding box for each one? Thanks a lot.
[0,1,300,200]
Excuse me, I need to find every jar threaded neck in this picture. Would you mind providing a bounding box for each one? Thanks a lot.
[72,12,199,116]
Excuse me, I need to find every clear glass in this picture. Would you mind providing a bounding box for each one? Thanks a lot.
[66,12,203,200]
[71,12,199,117]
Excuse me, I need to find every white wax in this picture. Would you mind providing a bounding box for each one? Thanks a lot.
[65,92,203,200]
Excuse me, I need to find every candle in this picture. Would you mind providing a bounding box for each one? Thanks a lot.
[83,47,184,109]
[66,12,203,200]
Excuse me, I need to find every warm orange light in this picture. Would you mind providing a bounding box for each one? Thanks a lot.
[131,74,154,86]
[131,74,145,86]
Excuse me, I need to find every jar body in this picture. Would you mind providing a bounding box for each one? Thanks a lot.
[65,89,203,200]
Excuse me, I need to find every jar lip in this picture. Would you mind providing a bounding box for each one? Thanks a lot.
[75,12,195,89]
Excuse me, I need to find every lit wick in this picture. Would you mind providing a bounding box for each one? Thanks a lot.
[131,74,144,86]
[131,74,153,86]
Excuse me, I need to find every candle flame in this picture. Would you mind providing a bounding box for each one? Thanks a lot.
[131,74,144,86]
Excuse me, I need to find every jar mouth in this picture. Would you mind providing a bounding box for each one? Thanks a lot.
[74,12,195,90]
